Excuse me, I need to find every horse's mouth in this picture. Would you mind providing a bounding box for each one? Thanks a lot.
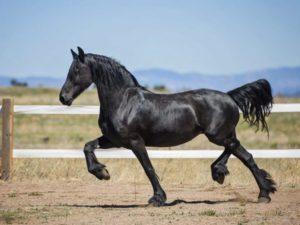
[64,100,72,106]
[59,96,73,106]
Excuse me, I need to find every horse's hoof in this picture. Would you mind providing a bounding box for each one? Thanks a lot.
[101,168,110,180]
[148,195,166,207]
[215,174,225,184]
[93,167,110,180]
[258,196,271,203]
[212,164,229,184]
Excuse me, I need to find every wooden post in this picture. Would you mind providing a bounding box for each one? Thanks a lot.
[1,98,14,180]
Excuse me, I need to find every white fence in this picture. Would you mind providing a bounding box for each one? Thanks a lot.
[13,149,300,159]
[13,103,300,114]
[1,103,300,160]
[8,103,300,158]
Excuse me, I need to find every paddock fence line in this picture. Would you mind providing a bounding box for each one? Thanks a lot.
[12,103,300,114]
[13,149,300,159]
[1,99,300,180]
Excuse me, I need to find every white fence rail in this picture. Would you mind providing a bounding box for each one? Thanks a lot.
[8,103,300,114]
[14,149,300,159]
[1,103,300,164]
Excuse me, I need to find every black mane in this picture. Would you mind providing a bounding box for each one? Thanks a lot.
[86,54,141,88]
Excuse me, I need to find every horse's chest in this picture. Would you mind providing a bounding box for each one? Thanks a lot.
[99,119,114,136]
[98,118,124,145]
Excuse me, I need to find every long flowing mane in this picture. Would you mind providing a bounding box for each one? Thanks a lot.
[87,54,141,88]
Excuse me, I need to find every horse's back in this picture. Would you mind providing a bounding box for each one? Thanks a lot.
[147,88,239,140]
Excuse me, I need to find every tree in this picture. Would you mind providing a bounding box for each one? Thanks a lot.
[153,84,167,92]
[10,79,28,87]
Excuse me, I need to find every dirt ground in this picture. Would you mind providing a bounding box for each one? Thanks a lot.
[0,181,299,225]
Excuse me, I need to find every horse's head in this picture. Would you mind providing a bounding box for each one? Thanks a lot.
[59,47,93,106]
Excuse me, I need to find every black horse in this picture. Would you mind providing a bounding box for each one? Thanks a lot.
[60,47,276,206]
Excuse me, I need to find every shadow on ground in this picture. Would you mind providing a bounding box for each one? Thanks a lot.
[60,198,256,209]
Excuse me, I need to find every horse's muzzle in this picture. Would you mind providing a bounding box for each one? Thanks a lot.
[59,94,73,106]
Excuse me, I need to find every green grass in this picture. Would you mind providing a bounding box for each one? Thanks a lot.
[28,192,43,196]
[199,209,217,216]
[0,210,25,224]
[0,207,70,224]
[7,193,17,198]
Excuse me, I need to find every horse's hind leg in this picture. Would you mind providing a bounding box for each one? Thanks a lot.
[227,138,277,202]
[211,149,231,184]
[206,132,233,184]
[84,136,114,180]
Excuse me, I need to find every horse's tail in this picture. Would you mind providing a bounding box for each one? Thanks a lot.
[227,79,273,134]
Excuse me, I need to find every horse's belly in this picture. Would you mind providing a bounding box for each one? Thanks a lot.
[143,129,203,147]
[141,106,203,147]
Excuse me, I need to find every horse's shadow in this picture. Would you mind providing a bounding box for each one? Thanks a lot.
[60,198,253,209]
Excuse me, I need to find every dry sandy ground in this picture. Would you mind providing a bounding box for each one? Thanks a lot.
[0,181,299,225]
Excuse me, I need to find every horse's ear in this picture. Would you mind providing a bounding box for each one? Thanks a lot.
[77,46,85,63]
[71,49,78,59]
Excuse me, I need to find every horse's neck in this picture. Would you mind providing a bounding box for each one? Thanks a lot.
[89,57,140,116]
[97,85,119,108]
[95,83,135,118]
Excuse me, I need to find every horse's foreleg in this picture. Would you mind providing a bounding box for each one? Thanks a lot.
[230,142,277,202]
[84,136,114,180]
[130,137,166,206]
[211,149,231,184]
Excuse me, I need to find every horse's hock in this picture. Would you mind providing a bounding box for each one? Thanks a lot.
[1,98,14,180]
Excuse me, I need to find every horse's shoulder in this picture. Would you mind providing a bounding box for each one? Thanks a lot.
[123,87,149,101]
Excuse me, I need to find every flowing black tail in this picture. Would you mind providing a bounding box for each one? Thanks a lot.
[227,79,273,134]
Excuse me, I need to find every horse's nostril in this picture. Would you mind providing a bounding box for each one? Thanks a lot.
[59,95,66,104]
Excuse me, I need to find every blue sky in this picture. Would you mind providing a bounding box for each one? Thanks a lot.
[0,0,299,77]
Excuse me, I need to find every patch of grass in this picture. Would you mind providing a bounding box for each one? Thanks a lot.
[0,206,71,224]
[0,210,25,224]
[265,208,284,217]
[9,158,300,188]
[227,209,246,216]
[48,207,70,218]
[239,202,246,207]
[288,183,297,189]
[199,209,217,216]
[258,222,268,225]
[28,192,43,196]
[274,209,284,216]
[237,219,249,225]
[7,193,17,198]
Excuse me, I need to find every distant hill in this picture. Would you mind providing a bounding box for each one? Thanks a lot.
[0,75,64,88]
[134,66,300,96]
[1,66,299,96]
